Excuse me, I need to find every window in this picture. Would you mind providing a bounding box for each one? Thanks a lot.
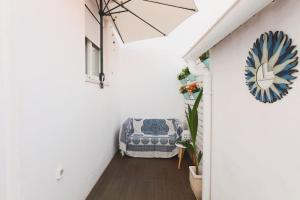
[85,37,100,82]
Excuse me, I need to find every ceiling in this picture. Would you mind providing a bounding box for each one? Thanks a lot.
[184,0,273,62]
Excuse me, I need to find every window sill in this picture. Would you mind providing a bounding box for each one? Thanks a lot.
[85,77,110,87]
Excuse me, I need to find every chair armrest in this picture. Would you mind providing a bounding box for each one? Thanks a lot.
[173,119,183,137]
[120,118,133,144]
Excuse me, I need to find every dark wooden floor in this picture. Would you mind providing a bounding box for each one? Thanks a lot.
[86,153,196,200]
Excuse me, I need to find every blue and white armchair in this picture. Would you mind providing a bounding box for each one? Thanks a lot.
[119,118,183,158]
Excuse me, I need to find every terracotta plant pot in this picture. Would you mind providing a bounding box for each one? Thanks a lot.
[189,166,202,200]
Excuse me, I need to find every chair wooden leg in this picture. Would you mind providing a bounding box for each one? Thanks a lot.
[178,148,185,169]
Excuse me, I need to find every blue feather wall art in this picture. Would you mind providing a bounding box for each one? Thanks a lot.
[245,31,298,103]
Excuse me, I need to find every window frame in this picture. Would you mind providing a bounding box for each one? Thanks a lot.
[85,37,100,83]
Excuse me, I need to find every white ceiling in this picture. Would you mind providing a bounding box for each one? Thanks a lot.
[183,0,273,62]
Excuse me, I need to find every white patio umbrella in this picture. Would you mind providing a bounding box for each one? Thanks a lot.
[86,0,198,88]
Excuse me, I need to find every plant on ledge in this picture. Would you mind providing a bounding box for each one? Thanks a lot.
[177,73,186,81]
[186,83,198,93]
[179,86,190,100]
[199,51,209,62]
[179,89,203,175]
[177,67,191,80]
[186,83,201,98]
[179,86,187,94]
[200,51,210,68]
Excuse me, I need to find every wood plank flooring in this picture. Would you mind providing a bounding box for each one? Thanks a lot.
[86,153,196,200]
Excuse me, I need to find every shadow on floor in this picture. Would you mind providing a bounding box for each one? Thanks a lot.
[86,153,196,200]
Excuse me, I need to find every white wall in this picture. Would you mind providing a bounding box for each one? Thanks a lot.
[2,0,284,199]
[211,0,300,199]
[118,45,186,120]
[117,0,236,121]
[0,0,12,198]
[0,0,6,196]
[4,0,120,199]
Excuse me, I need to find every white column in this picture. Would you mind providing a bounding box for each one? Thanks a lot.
[185,58,212,200]
[202,69,212,200]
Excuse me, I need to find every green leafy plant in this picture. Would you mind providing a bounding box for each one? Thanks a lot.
[177,67,191,80]
[179,86,188,94]
[186,83,201,94]
[182,67,190,76]
[177,73,186,80]
[199,51,210,62]
[192,87,201,94]
[179,89,203,175]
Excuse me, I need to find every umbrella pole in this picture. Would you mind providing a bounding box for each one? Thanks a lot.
[99,0,105,89]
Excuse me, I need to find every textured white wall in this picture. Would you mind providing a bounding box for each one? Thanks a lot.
[5,0,120,199]
[211,0,300,199]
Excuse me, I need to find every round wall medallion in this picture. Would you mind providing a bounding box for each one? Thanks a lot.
[245,31,298,103]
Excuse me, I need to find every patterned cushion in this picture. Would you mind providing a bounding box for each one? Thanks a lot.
[141,119,169,135]
[128,133,177,146]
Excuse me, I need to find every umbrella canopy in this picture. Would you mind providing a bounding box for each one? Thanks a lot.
[102,0,198,43]
[86,0,198,88]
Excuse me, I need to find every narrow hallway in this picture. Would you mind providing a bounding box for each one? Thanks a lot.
[86,154,196,200]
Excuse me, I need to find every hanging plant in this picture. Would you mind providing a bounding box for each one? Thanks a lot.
[179,86,188,94]
[186,83,199,93]
[179,86,190,100]
[177,67,191,80]
[186,83,202,99]
[199,51,210,62]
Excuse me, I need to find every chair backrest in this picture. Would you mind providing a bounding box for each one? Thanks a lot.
[132,118,178,135]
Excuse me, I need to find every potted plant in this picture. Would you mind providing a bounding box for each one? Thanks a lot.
[192,87,201,99]
[178,67,196,84]
[183,67,197,82]
[186,83,201,99]
[178,90,203,200]
[179,86,190,100]
[177,72,187,84]
[188,73,197,82]
[182,67,190,77]
[177,67,189,84]
[184,68,197,82]
[200,51,210,68]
